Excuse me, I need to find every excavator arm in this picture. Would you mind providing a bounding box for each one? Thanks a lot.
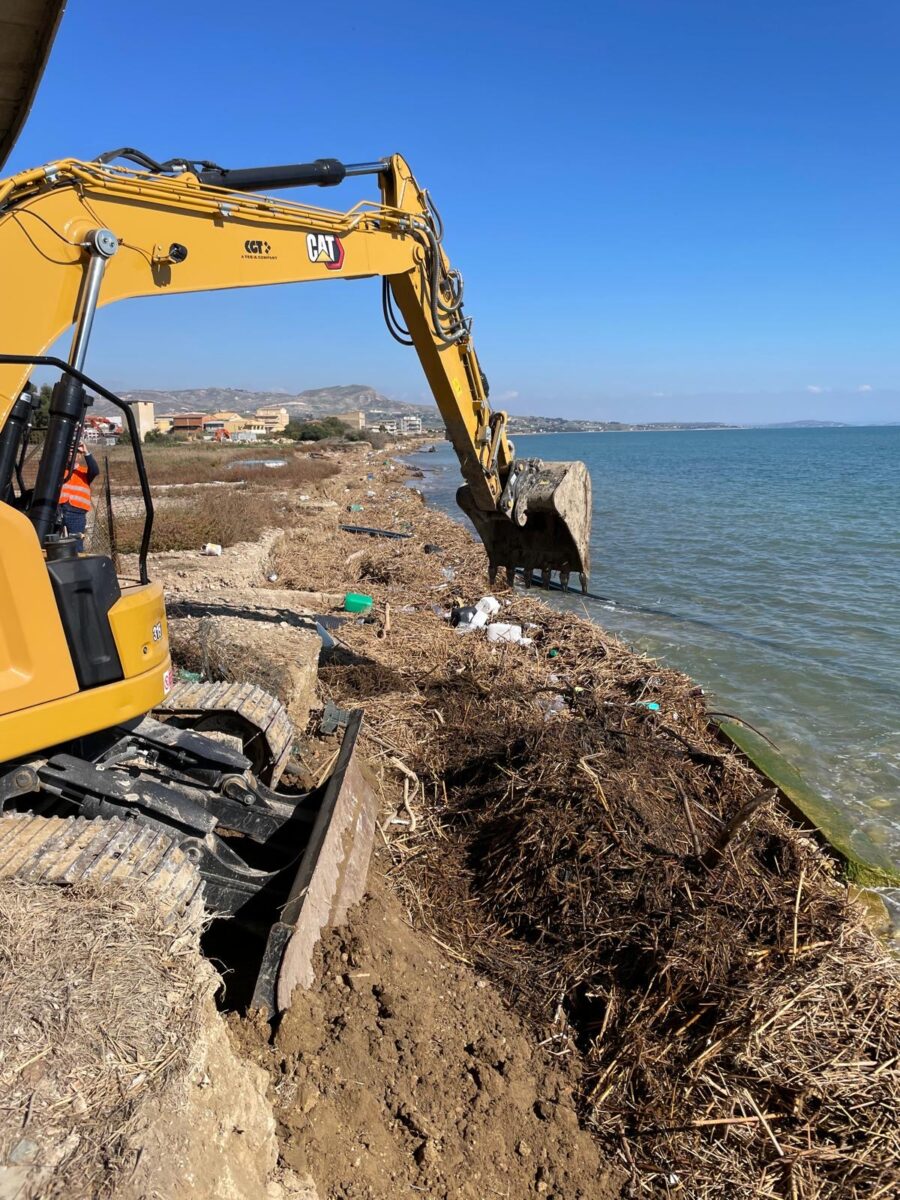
[0,147,591,1012]
[0,151,590,584]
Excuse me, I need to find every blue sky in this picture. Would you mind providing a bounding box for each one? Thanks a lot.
[7,0,899,423]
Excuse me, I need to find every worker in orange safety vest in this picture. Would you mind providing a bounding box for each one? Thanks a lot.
[58,439,99,549]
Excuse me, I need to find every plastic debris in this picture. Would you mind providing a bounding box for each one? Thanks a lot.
[344,591,374,614]
[347,503,364,513]
[486,622,524,644]
[441,566,456,580]
[200,543,222,556]
[475,595,501,618]
[315,621,336,651]
[538,694,566,720]
[320,699,352,734]
[340,524,411,539]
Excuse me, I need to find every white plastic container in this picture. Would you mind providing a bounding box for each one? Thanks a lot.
[456,610,488,634]
[475,595,501,617]
[486,622,523,644]
[201,543,223,556]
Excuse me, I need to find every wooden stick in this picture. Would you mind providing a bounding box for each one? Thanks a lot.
[792,867,805,957]
[700,788,776,870]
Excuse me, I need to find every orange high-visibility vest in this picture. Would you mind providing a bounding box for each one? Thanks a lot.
[59,463,93,511]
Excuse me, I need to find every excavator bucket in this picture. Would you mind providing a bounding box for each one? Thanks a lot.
[457,459,592,591]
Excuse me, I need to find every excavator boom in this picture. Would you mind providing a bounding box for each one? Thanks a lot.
[0,151,591,584]
[0,147,592,1009]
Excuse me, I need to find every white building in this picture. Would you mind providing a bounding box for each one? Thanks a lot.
[400,414,422,435]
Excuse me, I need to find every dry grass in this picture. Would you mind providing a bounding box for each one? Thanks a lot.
[93,443,340,489]
[113,487,300,553]
[0,879,211,1198]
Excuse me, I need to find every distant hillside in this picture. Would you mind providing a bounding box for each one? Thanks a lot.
[762,420,848,428]
[111,385,743,434]
[116,384,440,423]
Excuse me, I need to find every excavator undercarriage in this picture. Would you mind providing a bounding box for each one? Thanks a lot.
[0,692,376,1014]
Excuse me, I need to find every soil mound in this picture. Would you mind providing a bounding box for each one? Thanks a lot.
[242,878,622,1200]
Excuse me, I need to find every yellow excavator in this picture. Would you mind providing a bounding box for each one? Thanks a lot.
[0,2,591,1012]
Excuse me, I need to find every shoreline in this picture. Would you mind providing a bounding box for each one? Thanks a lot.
[407,442,900,895]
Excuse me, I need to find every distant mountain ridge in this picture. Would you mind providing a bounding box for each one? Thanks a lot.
[113,385,739,433]
[118,384,429,420]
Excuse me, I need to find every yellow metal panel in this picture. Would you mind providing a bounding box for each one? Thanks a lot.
[0,503,77,717]
[0,658,170,762]
[107,580,168,678]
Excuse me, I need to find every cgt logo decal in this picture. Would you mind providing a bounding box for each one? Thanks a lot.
[243,239,275,259]
[306,232,344,270]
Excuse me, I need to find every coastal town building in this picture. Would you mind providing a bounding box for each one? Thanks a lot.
[133,401,156,443]
[254,406,290,432]
[172,412,207,434]
[333,410,366,430]
[399,414,422,435]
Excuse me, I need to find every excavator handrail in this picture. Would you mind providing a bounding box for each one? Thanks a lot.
[0,354,154,583]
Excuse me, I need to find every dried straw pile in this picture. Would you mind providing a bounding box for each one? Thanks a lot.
[300,463,900,1198]
[0,880,211,1198]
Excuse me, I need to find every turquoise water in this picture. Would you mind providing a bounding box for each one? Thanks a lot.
[411,427,900,874]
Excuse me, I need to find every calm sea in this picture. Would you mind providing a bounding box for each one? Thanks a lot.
[411,426,900,877]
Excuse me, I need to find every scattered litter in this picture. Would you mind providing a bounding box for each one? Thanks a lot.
[347,503,364,513]
[344,591,374,614]
[340,524,412,539]
[486,622,526,644]
[177,668,202,683]
[636,701,661,711]
[423,543,443,554]
[548,647,560,658]
[267,572,278,582]
[315,621,336,651]
[441,566,456,580]
[319,699,352,734]
[475,595,501,618]
[538,694,567,720]
[200,543,222,556]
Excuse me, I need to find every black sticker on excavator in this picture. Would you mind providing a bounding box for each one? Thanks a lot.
[242,239,276,260]
[306,232,345,270]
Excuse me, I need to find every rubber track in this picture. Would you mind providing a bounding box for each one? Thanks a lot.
[156,679,293,784]
[0,813,205,926]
